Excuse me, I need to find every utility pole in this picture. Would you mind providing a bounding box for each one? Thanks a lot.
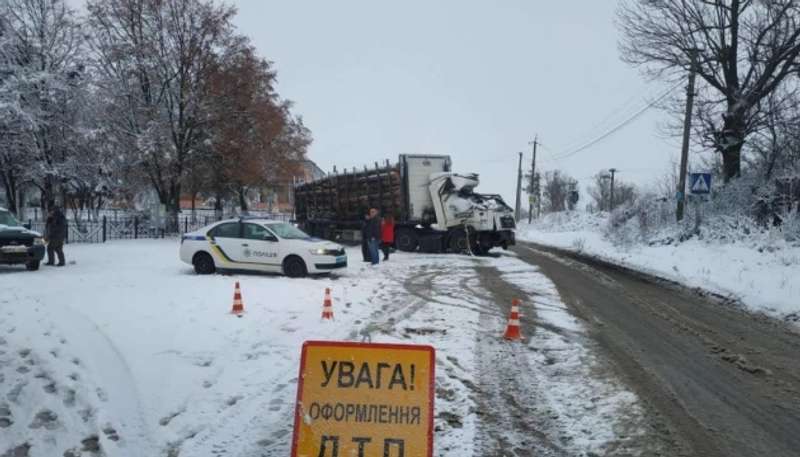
[677,51,698,222]
[528,136,538,223]
[536,172,542,218]
[609,168,617,211]
[515,151,523,221]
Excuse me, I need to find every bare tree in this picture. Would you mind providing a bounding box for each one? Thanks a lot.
[588,172,637,211]
[204,42,311,214]
[656,157,681,200]
[87,0,237,229]
[618,1,800,183]
[615,182,638,209]
[61,87,135,220]
[0,11,29,214]
[1,0,311,221]
[588,173,611,212]
[1,0,83,209]
[542,170,577,213]
[747,85,800,179]
[206,44,282,213]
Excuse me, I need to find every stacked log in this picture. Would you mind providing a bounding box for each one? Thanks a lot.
[295,162,403,223]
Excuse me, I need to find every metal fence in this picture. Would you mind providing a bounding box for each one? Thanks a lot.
[26,212,293,244]
[20,207,293,223]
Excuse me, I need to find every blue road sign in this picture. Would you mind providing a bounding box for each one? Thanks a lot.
[689,173,711,194]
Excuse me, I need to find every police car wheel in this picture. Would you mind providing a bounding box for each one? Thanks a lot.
[193,252,215,275]
[283,256,307,278]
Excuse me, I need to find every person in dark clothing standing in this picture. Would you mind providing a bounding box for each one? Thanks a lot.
[380,215,395,261]
[366,208,382,265]
[360,211,371,262]
[44,206,67,266]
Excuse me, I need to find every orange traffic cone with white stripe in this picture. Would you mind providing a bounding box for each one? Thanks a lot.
[321,288,334,320]
[503,298,522,340]
[231,281,244,317]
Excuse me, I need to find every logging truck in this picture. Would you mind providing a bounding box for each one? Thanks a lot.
[293,155,516,254]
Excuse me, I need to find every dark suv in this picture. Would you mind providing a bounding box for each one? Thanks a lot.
[0,208,45,271]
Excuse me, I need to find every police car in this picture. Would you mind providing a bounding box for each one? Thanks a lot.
[179,218,347,277]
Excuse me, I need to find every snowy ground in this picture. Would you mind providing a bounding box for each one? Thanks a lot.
[518,212,800,326]
[491,255,647,453]
[1,239,650,456]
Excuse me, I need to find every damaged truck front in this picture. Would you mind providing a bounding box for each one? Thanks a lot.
[428,172,515,254]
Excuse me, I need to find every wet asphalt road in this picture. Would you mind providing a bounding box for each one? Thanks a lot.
[511,242,800,457]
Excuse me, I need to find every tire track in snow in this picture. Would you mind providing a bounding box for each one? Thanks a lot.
[30,296,157,457]
[392,255,572,455]
[471,265,571,457]
[485,253,668,456]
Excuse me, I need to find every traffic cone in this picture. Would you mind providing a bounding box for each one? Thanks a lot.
[321,288,334,320]
[231,281,244,317]
[503,298,522,340]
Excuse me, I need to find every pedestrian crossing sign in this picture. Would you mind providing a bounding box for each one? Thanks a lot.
[689,173,711,194]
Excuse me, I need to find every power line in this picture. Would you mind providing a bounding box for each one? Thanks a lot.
[544,81,683,162]
[537,141,556,153]
[547,82,680,161]
[558,84,661,154]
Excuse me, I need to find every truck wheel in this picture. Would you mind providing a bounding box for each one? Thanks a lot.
[283,256,307,278]
[395,228,419,252]
[26,260,40,271]
[193,252,216,274]
[475,233,493,256]
[448,230,469,253]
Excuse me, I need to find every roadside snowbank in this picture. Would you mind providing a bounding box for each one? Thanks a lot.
[518,211,800,324]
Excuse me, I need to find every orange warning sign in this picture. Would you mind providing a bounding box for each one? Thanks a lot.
[291,341,435,457]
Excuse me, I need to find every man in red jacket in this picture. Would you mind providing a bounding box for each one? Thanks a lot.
[381,215,395,261]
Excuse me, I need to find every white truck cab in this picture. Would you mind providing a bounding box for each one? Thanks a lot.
[427,172,516,253]
[179,218,347,277]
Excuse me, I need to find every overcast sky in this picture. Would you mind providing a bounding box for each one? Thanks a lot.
[232,0,684,204]
[67,0,684,204]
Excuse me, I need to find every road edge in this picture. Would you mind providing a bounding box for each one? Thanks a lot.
[516,241,799,332]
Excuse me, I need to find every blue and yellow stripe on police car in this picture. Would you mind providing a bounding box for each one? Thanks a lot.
[206,236,235,266]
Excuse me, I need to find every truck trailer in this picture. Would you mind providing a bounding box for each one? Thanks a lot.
[293,154,515,254]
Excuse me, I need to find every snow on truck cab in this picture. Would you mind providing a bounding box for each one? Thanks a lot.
[179,218,347,277]
[428,171,516,253]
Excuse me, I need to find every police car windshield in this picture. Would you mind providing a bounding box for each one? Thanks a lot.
[269,222,310,240]
[0,210,20,226]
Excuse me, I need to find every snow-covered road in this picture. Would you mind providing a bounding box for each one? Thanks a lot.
[1,239,650,456]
